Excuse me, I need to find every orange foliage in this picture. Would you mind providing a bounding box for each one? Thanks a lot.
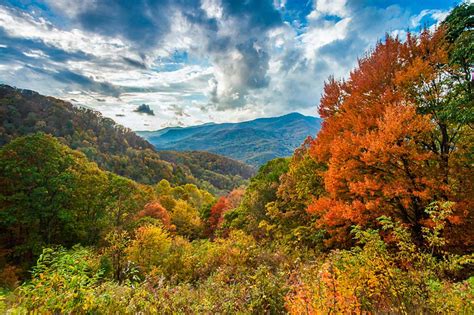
[308,30,472,247]
[226,188,245,209]
[137,201,172,229]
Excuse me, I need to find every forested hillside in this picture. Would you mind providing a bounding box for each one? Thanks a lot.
[0,85,254,193]
[1,4,473,314]
[138,112,321,167]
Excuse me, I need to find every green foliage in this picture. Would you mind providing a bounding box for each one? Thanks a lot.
[0,85,250,193]
[157,150,254,194]
[442,3,474,126]
[0,133,153,271]
[11,246,104,313]
[266,138,326,248]
[0,134,108,267]
[224,158,290,236]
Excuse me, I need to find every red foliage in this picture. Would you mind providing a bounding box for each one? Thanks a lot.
[137,201,172,229]
[208,196,229,236]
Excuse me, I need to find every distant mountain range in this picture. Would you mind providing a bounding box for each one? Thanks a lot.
[138,113,322,167]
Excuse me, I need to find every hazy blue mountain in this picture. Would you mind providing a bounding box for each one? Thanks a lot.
[138,113,322,167]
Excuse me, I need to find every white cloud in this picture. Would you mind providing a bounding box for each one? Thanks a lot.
[23,49,49,58]
[0,1,456,130]
[300,17,352,61]
[0,6,137,61]
[411,9,449,27]
[315,0,348,17]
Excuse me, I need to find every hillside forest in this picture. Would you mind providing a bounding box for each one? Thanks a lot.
[0,4,473,314]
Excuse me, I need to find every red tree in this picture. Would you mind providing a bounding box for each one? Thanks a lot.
[137,201,172,229]
[208,196,229,236]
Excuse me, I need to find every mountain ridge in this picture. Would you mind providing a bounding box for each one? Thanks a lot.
[0,84,254,194]
[138,112,322,167]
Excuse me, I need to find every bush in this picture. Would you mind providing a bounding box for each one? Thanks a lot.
[285,216,474,314]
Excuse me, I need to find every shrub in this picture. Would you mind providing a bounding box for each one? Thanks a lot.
[285,215,474,314]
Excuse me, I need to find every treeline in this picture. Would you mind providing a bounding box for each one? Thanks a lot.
[0,3,473,314]
[0,85,254,193]
[158,150,254,194]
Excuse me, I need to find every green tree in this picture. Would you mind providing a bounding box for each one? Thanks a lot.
[0,133,109,268]
[224,158,289,237]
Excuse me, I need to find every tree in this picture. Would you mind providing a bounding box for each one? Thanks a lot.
[207,197,228,237]
[104,174,151,228]
[0,133,110,268]
[266,137,326,247]
[170,200,203,239]
[137,201,172,229]
[126,225,171,272]
[224,158,289,238]
[269,137,325,227]
[308,24,473,248]
[204,188,245,237]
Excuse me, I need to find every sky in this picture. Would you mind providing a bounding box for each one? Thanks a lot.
[0,0,465,130]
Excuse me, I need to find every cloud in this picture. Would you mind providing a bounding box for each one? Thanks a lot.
[41,0,283,110]
[0,0,457,130]
[169,104,190,117]
[315,0,348,17]
[122,57,147,69]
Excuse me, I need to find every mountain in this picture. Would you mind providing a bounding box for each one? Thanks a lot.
[0,84,254,193]
[138,113,322,167]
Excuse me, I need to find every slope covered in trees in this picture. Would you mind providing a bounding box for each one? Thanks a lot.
[0,85,254,193]
[1,4,473,314]
[0,133,218,274]
[138,112,321,167]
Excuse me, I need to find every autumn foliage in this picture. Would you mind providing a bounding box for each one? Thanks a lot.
[207,188,245,236]
[308,27,473,248]
[1,4,473,314]
[137,201,172,229]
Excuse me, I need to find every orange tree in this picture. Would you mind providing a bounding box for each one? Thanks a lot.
[308,8,473,249]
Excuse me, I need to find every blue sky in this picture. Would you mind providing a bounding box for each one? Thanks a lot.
[0,0,465,130]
